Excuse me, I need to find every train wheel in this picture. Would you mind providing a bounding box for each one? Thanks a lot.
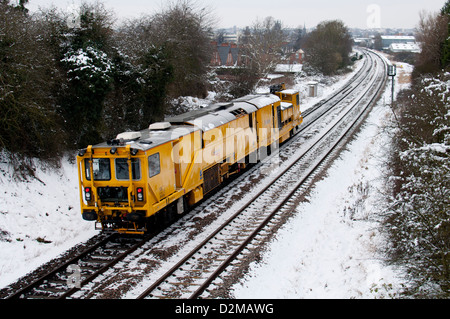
[145,214,157,231]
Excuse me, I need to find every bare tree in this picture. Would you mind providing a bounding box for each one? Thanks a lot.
[149,0,215,98]
[415,10,449,74]
[240,17,287,90]
[0,0,64,167]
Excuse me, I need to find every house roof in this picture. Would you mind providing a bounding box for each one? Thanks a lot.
[389,42,421,53]
[381,36,416,41]
[215,44,239,66]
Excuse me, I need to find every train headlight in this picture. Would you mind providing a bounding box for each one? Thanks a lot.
[131,148,139,156]
[110,147,117,155]
[85,187,92,201]
[137,187,144,201]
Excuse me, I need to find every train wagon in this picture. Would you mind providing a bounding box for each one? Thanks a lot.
[77,85,302,234]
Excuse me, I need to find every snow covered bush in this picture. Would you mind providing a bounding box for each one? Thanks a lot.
[62,46,114,88]
[385,72,449,298]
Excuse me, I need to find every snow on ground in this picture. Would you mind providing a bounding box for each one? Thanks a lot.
[0,157,97,288]
[232,102,400,298]
[293,60,366,112]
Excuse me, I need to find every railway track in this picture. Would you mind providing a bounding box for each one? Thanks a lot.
[5,233,153,299]
[133,50,388,299]
[3,50,388,299]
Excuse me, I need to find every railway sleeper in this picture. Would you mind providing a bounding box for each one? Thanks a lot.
[31,288,60,297]
[167,281,201,287]
[41,286,67,294]
[148,295,173,299]
[26,294,59,300]
[87,253,117,260]
[100,247,129,254]
[47,279,68,286]
[81,258,112,265]
[79,265,98,272]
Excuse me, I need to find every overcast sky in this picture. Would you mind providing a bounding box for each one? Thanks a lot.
[25,0,446,29]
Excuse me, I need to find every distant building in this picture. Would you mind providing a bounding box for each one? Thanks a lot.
[223,33,239,44]
[275,64,303,73]
[289,49,304,64]
[210,42,241,67]
[381,36,416,50]
[353,38,373,47]
[389,42,421,53]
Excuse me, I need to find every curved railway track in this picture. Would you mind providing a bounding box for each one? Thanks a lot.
[134,49,388,299]
[3,49,388,299]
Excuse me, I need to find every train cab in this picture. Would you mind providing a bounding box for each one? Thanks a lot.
[270,84,303,142]
[77,123,202,234]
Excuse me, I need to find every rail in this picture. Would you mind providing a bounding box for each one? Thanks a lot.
[136,50,388,299]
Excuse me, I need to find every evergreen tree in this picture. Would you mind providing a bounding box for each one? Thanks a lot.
[58,2,115,148]
[102,45,174,137]
[139,46,174,123]
[303,20,353,75]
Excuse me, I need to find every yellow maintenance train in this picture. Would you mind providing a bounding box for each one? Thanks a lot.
[77,84,303,234]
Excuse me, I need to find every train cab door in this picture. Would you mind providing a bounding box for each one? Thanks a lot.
[172,130,202,191]
[269,104,281,147]
[248,112,258,163]
[147,143,176,204]
[273,104,282,130]
[172,139,183,189]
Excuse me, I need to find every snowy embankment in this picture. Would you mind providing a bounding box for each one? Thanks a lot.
[0,158,97,288]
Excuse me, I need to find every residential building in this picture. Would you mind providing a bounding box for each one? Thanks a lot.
[210,42,241,67]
